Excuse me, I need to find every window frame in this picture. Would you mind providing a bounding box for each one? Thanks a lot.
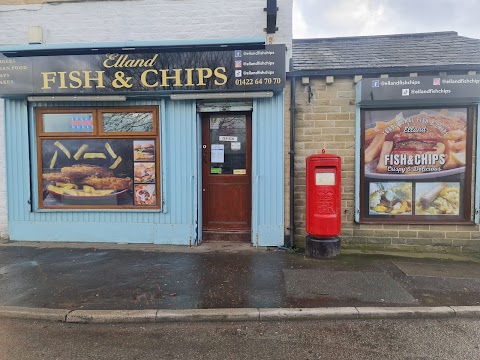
[358,105,474,224]
[36,106,161,210]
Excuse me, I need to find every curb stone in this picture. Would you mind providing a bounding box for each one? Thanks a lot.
[66,310,157,323]
[258,307,358,320]
[450,306,480,317]
[0,306,70,322]
[356,306,455,319]
[156,308,259,322]
[1,306,480,323]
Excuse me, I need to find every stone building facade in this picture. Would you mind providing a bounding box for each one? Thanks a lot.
[287,32,480,253]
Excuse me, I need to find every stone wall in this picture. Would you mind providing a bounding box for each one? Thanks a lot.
[288,76,480,253]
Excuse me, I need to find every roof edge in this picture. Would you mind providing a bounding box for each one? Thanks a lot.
[288,64,480,77]
[293,31,459,43]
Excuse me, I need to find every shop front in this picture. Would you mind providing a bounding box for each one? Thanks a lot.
[0,42,286,246]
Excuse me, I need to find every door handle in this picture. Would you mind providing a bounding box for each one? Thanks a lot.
[203,152,208,163]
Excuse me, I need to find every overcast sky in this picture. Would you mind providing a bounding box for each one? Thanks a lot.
[293,0,480,40]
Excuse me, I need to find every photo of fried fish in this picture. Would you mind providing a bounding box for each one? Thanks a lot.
[415,182,460,215]
[369,182,412,215]
[60,164,114,179]
[83,176,133,191]
[42,172,73,183]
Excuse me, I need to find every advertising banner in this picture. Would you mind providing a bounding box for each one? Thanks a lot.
[0,44,286,96]
[360,75,480,102]
[362,107,471,222]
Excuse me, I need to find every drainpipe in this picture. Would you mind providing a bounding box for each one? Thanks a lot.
[289,76,296,248]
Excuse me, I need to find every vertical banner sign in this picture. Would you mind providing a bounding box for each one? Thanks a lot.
[362,108,471,222]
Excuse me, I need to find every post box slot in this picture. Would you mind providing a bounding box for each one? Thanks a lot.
[315,168,336,186]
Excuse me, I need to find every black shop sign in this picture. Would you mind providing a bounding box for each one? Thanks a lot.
[0,44,286,96]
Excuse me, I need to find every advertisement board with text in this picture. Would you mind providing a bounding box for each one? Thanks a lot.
[361,107,472,223]
[0,45,286,96]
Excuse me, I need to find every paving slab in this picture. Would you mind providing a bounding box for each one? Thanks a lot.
[283,269,417,305]
[392,261,480,279]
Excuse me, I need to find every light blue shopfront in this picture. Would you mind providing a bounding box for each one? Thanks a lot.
[4,95,284,246]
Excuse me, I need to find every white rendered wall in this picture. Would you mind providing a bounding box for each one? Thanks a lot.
[0,0,293,239]
[0,0,292,48]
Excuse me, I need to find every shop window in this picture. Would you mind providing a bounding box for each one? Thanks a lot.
[359,107,473,224]
[36,106,160,209]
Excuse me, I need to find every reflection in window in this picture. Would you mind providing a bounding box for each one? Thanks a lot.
[103,112,154,132]
[43,113,93,133]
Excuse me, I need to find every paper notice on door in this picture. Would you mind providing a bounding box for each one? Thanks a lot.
[210,118,220,129]
[233,169,246,175]
[211,144,224,163]
[231,142,241,151]
[219,136,237,142]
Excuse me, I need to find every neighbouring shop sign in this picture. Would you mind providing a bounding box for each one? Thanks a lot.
[360,75,480,102]
[0,45,286,95]
[361,107,472,223]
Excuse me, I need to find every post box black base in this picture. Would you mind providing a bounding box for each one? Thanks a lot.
[306,235,341,258]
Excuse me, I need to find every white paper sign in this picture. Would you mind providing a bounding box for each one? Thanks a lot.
[231,142,241,151]
[219,136,238,142]
[210,118,220,129]
[211,144,224,163]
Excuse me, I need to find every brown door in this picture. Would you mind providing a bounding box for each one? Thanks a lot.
[202,113,252,242]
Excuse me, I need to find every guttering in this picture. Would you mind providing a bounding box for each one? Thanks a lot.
[289,76,296,248]
[0,38,266,57]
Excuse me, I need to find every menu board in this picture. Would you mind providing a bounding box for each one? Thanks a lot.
[362,108,470,221]
[40,139,159,208]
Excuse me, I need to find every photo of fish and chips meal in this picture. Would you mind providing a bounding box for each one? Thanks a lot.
[43,164,133,197]
[41,140,145,203]
[415,182,460,215]
[364,109,467,175]
[369,182,412,215]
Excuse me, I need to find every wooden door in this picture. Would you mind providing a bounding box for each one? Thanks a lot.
[202,113,252,242]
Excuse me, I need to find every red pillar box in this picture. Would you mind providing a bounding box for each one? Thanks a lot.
[305,150,342,258]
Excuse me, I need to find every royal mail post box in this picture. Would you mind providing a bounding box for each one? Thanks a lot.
[306,151,342,257]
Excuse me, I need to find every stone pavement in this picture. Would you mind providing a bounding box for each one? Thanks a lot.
[0,242,479,311]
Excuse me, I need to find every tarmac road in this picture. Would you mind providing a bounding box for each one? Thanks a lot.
[1,317,479,359]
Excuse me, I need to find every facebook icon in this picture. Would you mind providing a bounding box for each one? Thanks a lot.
[372,80,380,88]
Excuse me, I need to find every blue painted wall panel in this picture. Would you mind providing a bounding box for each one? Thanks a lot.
[252,93,285,246]
[6,98,196,244]
[5,93,284,246]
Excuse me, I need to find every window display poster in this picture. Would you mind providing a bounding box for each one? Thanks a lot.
[362,108,470,221]
[40,138,158,207]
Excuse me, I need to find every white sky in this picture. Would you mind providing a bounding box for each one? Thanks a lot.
[293,0,480,39]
